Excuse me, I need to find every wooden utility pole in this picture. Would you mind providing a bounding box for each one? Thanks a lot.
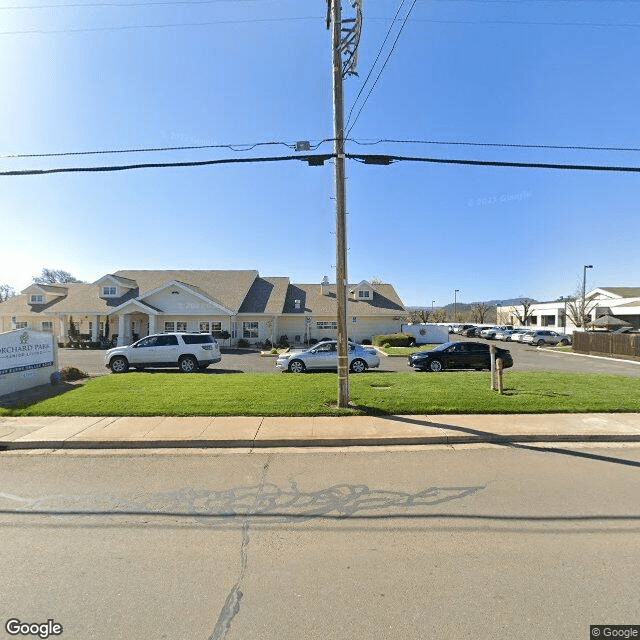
[330,0,349,408]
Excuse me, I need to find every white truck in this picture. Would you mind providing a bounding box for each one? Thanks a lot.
[401,323,449,345]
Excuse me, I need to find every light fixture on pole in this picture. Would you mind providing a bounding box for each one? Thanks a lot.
[454,289,460,322]
[582,265,593,329]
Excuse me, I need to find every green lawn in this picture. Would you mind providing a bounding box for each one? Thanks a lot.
[379,344,437,356]
[2,371,639,417]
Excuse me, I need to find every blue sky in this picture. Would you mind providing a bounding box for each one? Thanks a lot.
[2,0,639,307]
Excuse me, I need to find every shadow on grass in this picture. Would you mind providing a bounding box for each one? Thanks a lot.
[0,381,82,410]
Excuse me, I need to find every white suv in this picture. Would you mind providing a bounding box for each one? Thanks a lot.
[105,333,221,373]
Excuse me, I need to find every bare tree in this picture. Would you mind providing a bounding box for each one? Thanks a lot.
[565,290,598,329]
[470,302,490,323]
[431,308,447,323]
[33,268,83,284]
[404,308,431,324]
[0,284,15,302]
[510,298,535,326]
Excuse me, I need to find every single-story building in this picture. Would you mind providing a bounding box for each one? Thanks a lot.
[498,287,640,333]
[0,270,406,347]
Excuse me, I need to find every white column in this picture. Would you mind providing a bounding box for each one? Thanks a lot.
[149,314,156,335]
[59,316,68,341]
[118,315,126,346]
[92,315,100,341]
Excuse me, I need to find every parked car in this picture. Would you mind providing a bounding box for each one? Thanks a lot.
[276,340,380,373]
[105,332,221,373]
[522,330,570,347]
[511,330,533,343]
[480,326,500,339]
[407,341,513,372]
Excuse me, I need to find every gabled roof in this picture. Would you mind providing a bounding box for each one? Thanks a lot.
[591,287,640,298]
[238,277,290,314]
[282,282,405,315]
[21,283,69,296]
[94,274,138,288]
[114,270,259,313]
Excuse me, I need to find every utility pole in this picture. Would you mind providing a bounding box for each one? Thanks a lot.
[328,0,361,408]
[582,264,593,330]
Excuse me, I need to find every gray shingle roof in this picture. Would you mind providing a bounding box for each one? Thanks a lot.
[238,277,290,314]
[282,283,405,315]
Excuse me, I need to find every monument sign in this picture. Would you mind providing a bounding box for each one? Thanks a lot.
[0,329,58,396]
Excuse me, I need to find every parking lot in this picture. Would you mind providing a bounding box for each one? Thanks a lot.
[60,338,640,377]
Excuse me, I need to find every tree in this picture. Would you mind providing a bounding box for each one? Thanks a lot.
[0,284,15,303]
[470,302,490,323]
[430,308,447,323]
[33,268,83,284]
[565,290,598,329]
[510,298,535,326]
[404,308,431,324]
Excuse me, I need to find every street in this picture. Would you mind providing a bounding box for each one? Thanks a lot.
[1,444,639,639]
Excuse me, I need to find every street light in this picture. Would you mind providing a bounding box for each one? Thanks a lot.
[454,289,460,322]
[582,265,593,329]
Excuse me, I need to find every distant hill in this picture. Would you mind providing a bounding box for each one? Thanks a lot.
[407,297,537,311]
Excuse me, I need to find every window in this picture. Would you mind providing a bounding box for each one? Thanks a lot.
[182,334,215,345]
[243,322,259,339]
[541,315,556,327]
[102,286,117,296]
[316,321,338,330]
[199,322,210,333]
[358,290,371,299]
[176,322,187,332]
[30,294,43,304]
[164,322,175,332]
[529,316,538,326]
[211,321,222,333]
[231,323,237,339]
[42,321,53,331]
[16,322,28,329]
[157,335,178,346]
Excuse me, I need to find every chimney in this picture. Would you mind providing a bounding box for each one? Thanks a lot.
[320,275,330,295]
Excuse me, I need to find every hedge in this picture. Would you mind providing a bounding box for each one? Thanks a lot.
[372,333,415,347]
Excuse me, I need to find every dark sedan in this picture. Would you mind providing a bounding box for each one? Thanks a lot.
[408,341,514,372]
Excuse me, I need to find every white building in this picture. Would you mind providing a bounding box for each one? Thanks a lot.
[498,287,640,333]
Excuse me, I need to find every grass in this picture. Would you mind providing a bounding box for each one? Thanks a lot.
[379,344,437,356]
[1,371,639,417]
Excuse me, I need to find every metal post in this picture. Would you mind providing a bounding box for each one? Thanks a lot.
[331,0,349,408]
[454,289,459,322]
[582,264,593,329]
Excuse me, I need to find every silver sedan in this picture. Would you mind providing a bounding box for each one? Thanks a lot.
[276,340,380,373]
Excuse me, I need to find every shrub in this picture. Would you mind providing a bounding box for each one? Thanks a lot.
[373,333,414,347]
[270,347,278,355]
[309,338,318,345]
[278,335,289,348]
[361,338,372,345]
[237,338,250,348]
[59,366,88,381]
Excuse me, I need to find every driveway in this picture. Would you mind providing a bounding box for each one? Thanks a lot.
[59,343,640,377]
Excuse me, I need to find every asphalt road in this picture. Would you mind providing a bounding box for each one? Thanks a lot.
[1,444,639,639]
[60,339,640,377]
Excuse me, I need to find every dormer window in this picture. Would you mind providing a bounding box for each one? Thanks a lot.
[102,286,117,296]
[30,294,43,304]
[358,290,371,299]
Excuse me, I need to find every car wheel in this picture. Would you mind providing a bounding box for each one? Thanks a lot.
[350,358,366,373]
[560,339,570,346]
[288,359,306,373]
[110,356,129,374]
[178,355,198,373]
[536,339,545,346]
[429,359,443,372]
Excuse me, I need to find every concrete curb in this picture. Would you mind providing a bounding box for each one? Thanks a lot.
[3,433,640,451]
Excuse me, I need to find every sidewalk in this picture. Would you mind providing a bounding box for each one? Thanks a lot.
[1,413,640,450]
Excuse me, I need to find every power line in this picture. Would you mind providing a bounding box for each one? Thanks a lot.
[346,138,640,153]
[0,154,334,176]
[345,0,408,131]
[0,15,322,35]
[0,139,334,159]
[346,0,419,137]
[4,153,640,176]
[348,153,640,172]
